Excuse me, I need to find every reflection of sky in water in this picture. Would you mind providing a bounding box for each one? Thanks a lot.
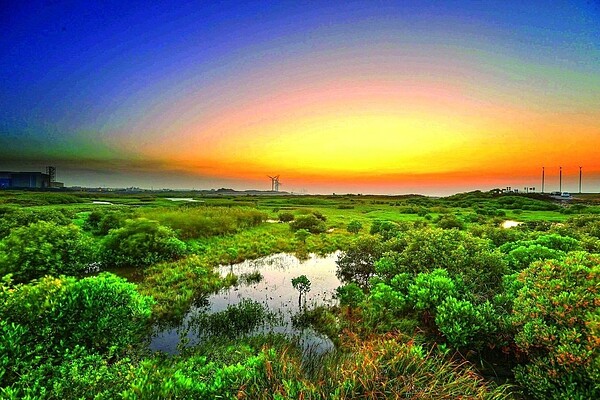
[151,252,341,355]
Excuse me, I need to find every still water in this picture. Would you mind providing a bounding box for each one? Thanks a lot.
[150,252,342,355]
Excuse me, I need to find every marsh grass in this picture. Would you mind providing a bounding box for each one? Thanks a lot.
[139,206,266,239]
[239,270,263,285]
[187,299,280,339]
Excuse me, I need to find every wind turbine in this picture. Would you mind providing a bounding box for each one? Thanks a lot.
[268,175,281,192]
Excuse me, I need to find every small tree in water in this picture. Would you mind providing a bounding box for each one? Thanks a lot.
[291,275,311,308]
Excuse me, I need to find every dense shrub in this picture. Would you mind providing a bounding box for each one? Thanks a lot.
[407,269,457,311]
[511,253,599,399]
[499,234,580,271]
[101,218,187,269]
[289,214,326,234]
[435,298,498,349]
[278,211,295,222]
[385,228,508,300]
[0,221,95,282]
[370,220,403,240]
[469,224,527,246]
[0,274,154,390]
[435,214,465,230]
[335,282,366,308]
[0,208,73,238]
[504,244,564,271]
[84,210,131,235]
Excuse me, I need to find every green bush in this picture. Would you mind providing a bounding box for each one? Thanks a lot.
[504,244,564,271]
[370,220,403,240]
[101,218,187,269]
[84,210,132,235]
[511,253,599,399]
[2,347,132,399]
[347,220,362,234]
[0,274,154,390]
[336,283,366,308]
[289,214,326,234]
[278,212,295,222]
[435,298,498,349]
[407,269,457,311]
[0,208,73,238]
[436,214,465,230]
[385,228,508,301]
[0,221,95,282]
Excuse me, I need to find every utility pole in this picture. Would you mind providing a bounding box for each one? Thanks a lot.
[579,166,582,194]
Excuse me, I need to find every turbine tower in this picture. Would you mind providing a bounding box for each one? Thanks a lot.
[579,166,582,194]
[541,166,545,193]
[559,166,562,192]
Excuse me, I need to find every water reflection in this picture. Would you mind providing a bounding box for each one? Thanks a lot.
[151,252,341,356]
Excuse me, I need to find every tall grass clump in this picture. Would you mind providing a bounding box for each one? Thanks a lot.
[312,335,513,399]
[140,207,266,239]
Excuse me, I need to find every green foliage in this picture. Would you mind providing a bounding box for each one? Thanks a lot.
[385,228,508,300]
[0,221,95,282]
[0,193,84,207]
[84,210,132,235]
[101,218,187,269]
[499,234,580,254]
[336,236,386,289]
[294,228,311,244]
[239,270,263,285]
[346,220,362,234]
[363,282,408,330]
[435,214,465,230]
[499,234,580,271]
[469,224,527,246]
[335,282,366,308]
[141,255,222,319]
[370,219,403,240]
[312,210,327,221]
[0,274,153,391]
[289,214,326,233]
[1,346,132,399]
[407,269,457,311]
[0,208,73,238]
[435,298,498,348]
[504,244,564,271]
[122,350,273,399]
[511,253,599,399]
[292,274,311,307]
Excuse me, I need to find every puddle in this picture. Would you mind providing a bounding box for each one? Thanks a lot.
[151,252,341,356]
[166,197,202,202]
[501,220,523,229]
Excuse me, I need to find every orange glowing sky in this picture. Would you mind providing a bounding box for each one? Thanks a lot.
[2,1,600,194]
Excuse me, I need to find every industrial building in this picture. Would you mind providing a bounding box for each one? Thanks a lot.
[0,167,63,189]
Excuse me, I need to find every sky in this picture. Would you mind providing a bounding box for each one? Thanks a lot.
[1,0,599,195]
